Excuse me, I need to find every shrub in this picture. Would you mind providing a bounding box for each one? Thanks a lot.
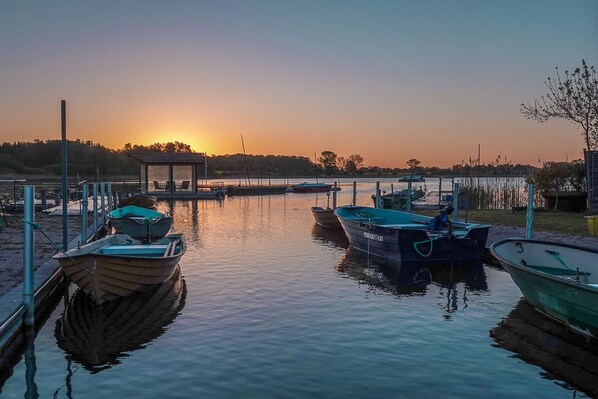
[526,160,586,192]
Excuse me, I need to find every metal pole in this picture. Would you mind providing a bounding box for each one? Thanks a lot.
[352,181,357,206]
[526,183,535,239]
[438,177,442,208]
[332,182,337,209]
[81,184,88,244]
[407,181,413,213]
[23,186,35,327]
[453,182,459,222]
[107,182,113,212]
[375,182,380,209]
[61,100,68,252]
[100,182,106,225]
[93,183,98,236]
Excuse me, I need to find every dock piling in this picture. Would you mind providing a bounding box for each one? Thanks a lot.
[407,181,412,213]
[100,182,106,225]
[81,184,88,244]
[375,182,380,209]
[526,183,535,239]
[333,182,337,209]
[107,182,113,212]
[453,183,459,222]
[23,186,35,327]
[92,183,98,236]
[352,181,357,206]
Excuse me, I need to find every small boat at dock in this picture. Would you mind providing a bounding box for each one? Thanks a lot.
[119,194,157,209]
[334,205,490,263]
[53,233,185,304]
[108,205,173,241]
[311,206,342,229]
[490,238,598,338]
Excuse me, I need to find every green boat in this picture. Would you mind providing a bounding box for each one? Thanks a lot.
[491,238,598,338]
[108,205,173,241]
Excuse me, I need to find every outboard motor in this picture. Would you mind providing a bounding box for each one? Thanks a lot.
[429,204,454,231]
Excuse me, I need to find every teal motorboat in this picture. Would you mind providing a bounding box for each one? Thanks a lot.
[108,205,173,241]
[334,205,490,263]
[491,239,598,338]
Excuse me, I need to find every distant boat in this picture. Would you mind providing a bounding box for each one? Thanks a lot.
[119,194,157,209]
[108,205,173,241]
[226,185,288,196]
[55,266,186,372]
[311,206,342,229]
[334,205,490,263]
[371,188,426,210]
[490,238,598,338]
[398,175,425,182]
[53,233,185,304]
[291,182,332,193]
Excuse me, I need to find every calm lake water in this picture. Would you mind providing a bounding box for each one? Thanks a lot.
[1,179,596,398]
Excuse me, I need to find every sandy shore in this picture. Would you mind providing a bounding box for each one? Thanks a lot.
[0,214,83,297]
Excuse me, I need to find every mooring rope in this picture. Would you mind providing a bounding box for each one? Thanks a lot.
[412,232,448,258]
[23,220,94,276]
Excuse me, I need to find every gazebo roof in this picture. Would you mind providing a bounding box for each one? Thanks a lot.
[128,151,206,165]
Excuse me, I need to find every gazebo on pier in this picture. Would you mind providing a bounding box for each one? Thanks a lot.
[128,152,217,199]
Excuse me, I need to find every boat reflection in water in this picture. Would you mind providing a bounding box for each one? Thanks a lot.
[311,224,350,250]
[491,299,598,398]
[336,247,488,303]
[55,266,186,373]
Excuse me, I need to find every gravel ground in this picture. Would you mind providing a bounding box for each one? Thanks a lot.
[0,213,82,296]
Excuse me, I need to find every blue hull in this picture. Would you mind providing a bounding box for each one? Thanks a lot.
[335,206,489,263]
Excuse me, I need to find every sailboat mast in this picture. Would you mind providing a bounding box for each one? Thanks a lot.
[314,151,319,183]
[241,134,251,186]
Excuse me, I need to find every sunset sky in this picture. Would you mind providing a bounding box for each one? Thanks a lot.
[1,1,596,168]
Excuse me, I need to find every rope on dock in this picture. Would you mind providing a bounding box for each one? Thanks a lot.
[23,220,93,276]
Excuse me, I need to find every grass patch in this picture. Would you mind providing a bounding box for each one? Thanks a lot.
[418,209,592,236]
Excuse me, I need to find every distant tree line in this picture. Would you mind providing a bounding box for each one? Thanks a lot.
[0,139,538,178]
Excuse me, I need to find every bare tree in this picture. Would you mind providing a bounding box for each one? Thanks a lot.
[521,59,598,150]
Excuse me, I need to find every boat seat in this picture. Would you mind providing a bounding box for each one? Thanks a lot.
[101,245,169,256]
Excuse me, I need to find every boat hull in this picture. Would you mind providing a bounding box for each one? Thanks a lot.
[335,206,489,263]
[311,207,342,229]
[491,239,598,337]
[54,234,185,304]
